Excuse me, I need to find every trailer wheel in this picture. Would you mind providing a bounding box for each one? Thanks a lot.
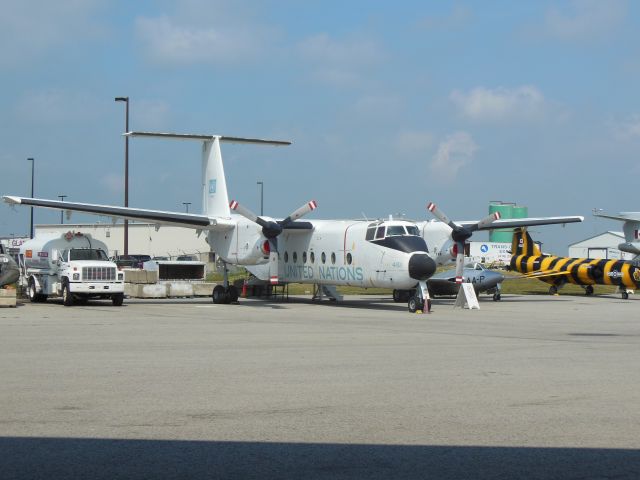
[112,293,124,306]
[62,281,74,307]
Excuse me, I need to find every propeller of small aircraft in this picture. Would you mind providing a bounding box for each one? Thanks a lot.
[230,199,317,284]
[427,202,500,284]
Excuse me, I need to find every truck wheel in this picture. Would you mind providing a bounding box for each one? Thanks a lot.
[112,293,124,306]
[28,279,38,303]
[62,281,74,307]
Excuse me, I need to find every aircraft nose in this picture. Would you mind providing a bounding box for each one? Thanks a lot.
[408,253,437,281]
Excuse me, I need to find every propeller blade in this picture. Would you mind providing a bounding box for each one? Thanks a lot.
[471,211,501,232]
[280,200,318,227]
[230,199,282,237]
[455,241,465,284]
[427,202,459,230]
[230,200,261,225]
[268,238,279,285]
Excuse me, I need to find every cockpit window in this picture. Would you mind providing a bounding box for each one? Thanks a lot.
[365,227,376,241]
[405,225,420,236]
[386,226,406,237]
[375,226,386,239]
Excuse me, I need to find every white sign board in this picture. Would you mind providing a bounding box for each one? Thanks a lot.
[454,283,480,310]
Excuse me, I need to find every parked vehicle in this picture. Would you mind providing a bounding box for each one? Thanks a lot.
[19,231,125,306]
[176,254,198,261]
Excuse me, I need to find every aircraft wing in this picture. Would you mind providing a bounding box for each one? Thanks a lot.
[458,216,584,230]
[2,196,235,231]
[516,269,572,280]
[593,211,640,222]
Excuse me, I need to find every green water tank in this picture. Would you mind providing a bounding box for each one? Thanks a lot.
[489,202,522,243]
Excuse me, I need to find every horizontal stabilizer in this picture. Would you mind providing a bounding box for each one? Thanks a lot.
[593,211,640,222]
[125,131,291,146]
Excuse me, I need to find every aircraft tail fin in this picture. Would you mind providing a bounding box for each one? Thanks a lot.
[125,132,291,218]
[512,228,542,257]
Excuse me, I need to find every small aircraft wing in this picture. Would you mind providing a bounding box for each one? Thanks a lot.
[2,196,235,230]
[458,216,584,230]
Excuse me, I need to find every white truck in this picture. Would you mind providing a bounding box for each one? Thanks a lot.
[19,231,125,306]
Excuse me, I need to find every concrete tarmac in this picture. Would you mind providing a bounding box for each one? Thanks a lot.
[1,293,640,479]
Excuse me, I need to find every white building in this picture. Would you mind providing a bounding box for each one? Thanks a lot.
[35,222,213,262]
[568,231,633,260]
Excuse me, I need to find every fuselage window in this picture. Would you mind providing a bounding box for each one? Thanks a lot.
[293,251,298,263]
[310,251,315,264]
[284,251,289,263]
[302,251,307,263]
[365,228,376,241]
[331,252,336,264]
[321,252,326,264]
[375,226,386,240]
[346,253,352,265]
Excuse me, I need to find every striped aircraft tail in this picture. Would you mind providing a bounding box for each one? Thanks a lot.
[512,228,542,257]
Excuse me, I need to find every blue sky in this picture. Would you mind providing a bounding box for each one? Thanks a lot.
[1,0,639,253]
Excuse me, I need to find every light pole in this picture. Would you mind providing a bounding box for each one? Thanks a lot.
[27,157,34,238]
[58,195,67,224]
[257,181,264,216]
[183,202,191,213]
[115,96,129,255]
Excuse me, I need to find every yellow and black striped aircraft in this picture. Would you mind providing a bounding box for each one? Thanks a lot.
[510,228,640,299]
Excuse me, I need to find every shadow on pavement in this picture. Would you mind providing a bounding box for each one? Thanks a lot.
[1,437,639,480]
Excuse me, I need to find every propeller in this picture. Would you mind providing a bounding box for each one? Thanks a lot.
[427,202,500,284]
[230,199,317,284]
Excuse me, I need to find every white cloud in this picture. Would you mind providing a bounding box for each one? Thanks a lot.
[297,33,383,87]
[542,0,627,41]
[429,132,478,183]
[394,131,434,156]
[15,89,104,124]
[450,85,545,122]
[135,15,270,66]
[0,0,105,68]
[609,114,640,140]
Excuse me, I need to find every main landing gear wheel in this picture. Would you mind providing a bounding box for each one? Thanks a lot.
[212,285,239,304]
[212,285,227,304]
[585,285,594,296]
[622,291,629,300]
[549,285,558,295]
[393,289,402,302]
[493,292,501,301]
[408,295,424,313]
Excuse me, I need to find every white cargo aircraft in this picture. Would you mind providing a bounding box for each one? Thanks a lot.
[3,130,583,312]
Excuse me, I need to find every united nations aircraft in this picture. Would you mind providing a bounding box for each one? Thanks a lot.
[3,131,438,312]
[593,210,640,258]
